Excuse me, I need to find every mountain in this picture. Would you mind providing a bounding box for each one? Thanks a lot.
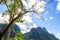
[24,27,59,40]
[0,24,20,38]
[0,24,59,40]
[0,24,20,33]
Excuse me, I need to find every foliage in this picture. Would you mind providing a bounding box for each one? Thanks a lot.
[2,0,26,23]
[12,32,24,40]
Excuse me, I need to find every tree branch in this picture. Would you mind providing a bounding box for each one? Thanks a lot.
[26,11,38,14]
[28,3,37,10]
[19,0,23,10]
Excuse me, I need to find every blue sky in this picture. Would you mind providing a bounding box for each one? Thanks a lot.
[0,0,60,39]
[32,0,60,39]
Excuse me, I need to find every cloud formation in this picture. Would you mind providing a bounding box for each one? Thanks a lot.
[44,18,48,21]
[57,33,60,39]
[23,0,46,13]
[16,14,38,34]
[0,13,9,23]
[50,17,54,20]
[56,0,60,11]
[22,15,33,22]
[16,23,37,34]
[0,13,38,34]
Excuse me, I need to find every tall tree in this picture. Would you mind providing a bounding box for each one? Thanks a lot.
[0,0,53,40]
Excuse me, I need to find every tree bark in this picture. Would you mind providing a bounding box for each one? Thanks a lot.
[6,27,11,40]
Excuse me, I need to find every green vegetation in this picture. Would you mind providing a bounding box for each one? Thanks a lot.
[12,32,24,40]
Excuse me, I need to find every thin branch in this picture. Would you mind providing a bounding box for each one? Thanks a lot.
[28,3,37,11]
[0,0,1,4]
[4,2,10,12]
[26,11,38,14]
[19,0,23,10]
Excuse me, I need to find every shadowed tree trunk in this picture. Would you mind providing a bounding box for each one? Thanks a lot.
[6,12,13,40]
[6,27,12,40]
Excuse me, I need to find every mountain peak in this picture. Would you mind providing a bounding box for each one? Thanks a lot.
[24,27,59,40]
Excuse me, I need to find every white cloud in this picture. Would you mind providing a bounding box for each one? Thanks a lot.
[28,0,37,8]
[44,17,54,21]
[50,17,54,20]
[16,23,31,33]
[0,14,9,23]
[15,13,38,34]
[57,33,60,39]
[22,15,32,22]
[57,33,60,35]
[45,18,48,21]
[56,3,60,11]
[36,1,46,13]
[32,23,37,28]
[16,23,38,34]
[36,8,45,13]
[27,0,46,13]
[48,31,51,33]
[36,15,40,19]
[36,1,46,8]
[44,11,49,14]
[56,0,60,11]
[58,0,60,2]
[22,0,27,6]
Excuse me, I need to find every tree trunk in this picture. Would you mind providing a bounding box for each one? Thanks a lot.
[6,12,13,40]
[6,27,11,40]
[0,33,2,40]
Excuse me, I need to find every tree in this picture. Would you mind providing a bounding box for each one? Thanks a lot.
[0,0,53,40]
